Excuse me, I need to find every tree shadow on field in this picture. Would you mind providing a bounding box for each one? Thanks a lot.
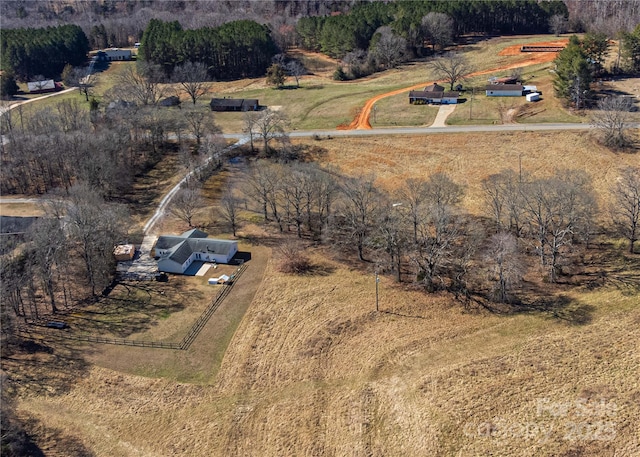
[70,281,187,338]
[2,336,93,398]
[512,295,595,325]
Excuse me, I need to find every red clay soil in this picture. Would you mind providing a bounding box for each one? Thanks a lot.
[342,39,569,130]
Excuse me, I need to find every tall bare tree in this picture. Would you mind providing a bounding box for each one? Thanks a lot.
[396,177,429,243]
[113,63,165,106]
[549,14,568,36]
[285,60,306,87]
[372,26,407,69]
[183,108,216,149]
[482,169,526,235]
[219,189,241,237]
[521,170,597,282]
[591,96,636,150]
[422,12,454,51]
[337,174,382,261]
[172,61,212,104]
[427,52,473,90]
[611,166,640,253]
[484,232,524,303]
[170,184,205,228]
[243,110,261,152]
[66,183,129,296]
[255,108,289,156]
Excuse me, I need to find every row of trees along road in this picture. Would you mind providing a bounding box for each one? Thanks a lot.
[237,159,640,303]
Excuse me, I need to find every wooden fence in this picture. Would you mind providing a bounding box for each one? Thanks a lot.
[19,263,248,351]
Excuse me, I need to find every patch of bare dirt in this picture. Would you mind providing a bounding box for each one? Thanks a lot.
[345,39,569,130]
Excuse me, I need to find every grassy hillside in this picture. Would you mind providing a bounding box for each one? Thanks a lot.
[4,34,640,456]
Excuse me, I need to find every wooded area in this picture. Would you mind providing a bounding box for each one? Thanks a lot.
[139,19,278,80]
[0,24,89,81]
[297,0,568,58]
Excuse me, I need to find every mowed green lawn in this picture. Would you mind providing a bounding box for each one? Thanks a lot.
[10,34,597,132]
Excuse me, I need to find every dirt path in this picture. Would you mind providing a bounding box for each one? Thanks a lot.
[344,39,568,130]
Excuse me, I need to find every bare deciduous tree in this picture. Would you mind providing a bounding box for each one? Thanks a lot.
[254,108,289,155]
[172,61,212,104]
[521,170,597,282]
[422,12,454,51]
[396,178,428,243]
[170,184,205,228]
[549,14,568,36]
[285,60,306,87]
[427,52,473,91]
[611,166,640,253]
[372,26,407,69]
[337,174,382,261]
[113,63,166,106]
[243,110,261,152]
[66,183,129,296]
[183,108,216,148]
[219,189,241,237]
[591,96,636,150]
[485,232,524,303]
[482,169,526,235]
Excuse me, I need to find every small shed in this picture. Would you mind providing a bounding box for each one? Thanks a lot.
[27,79,57,94]
[486,84,523,97]
[208,274,230,285]
[114,244,135,261]
[526,92,541,102]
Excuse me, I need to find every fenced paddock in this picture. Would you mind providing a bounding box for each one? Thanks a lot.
[19,264,248,351]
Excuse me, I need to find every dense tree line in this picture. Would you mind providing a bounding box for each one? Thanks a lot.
[297,0,568,59]
[236,158,636,304]
[139,19,278,80]
[0,24,89,81]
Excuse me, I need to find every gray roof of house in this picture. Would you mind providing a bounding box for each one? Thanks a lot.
[182,228,208,238]
[486,84,523,91]
[155,235,186,250]
[423,83,445,92]
[157,229,237,265]
[409,91,459,99]
[168,240,194,264]
[188,239,236,256]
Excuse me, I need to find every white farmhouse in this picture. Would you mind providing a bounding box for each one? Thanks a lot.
[155,229,238,274]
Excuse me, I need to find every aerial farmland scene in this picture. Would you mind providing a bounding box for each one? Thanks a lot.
[1,1,640,455]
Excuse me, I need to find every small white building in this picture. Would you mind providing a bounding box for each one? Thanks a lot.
[486,84,523,97]
[102,48,132,61]
[526,92,541,102]
[27,79,56,93]
[155,229,238,274]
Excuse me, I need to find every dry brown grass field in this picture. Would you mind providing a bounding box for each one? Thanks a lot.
[7,130,640,456]
[4,35,640,457]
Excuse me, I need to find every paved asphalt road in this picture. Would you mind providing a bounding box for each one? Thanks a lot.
[222,122,603,140]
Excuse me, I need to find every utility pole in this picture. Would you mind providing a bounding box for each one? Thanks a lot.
[375,271,380,312]
[469,86,474,120]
